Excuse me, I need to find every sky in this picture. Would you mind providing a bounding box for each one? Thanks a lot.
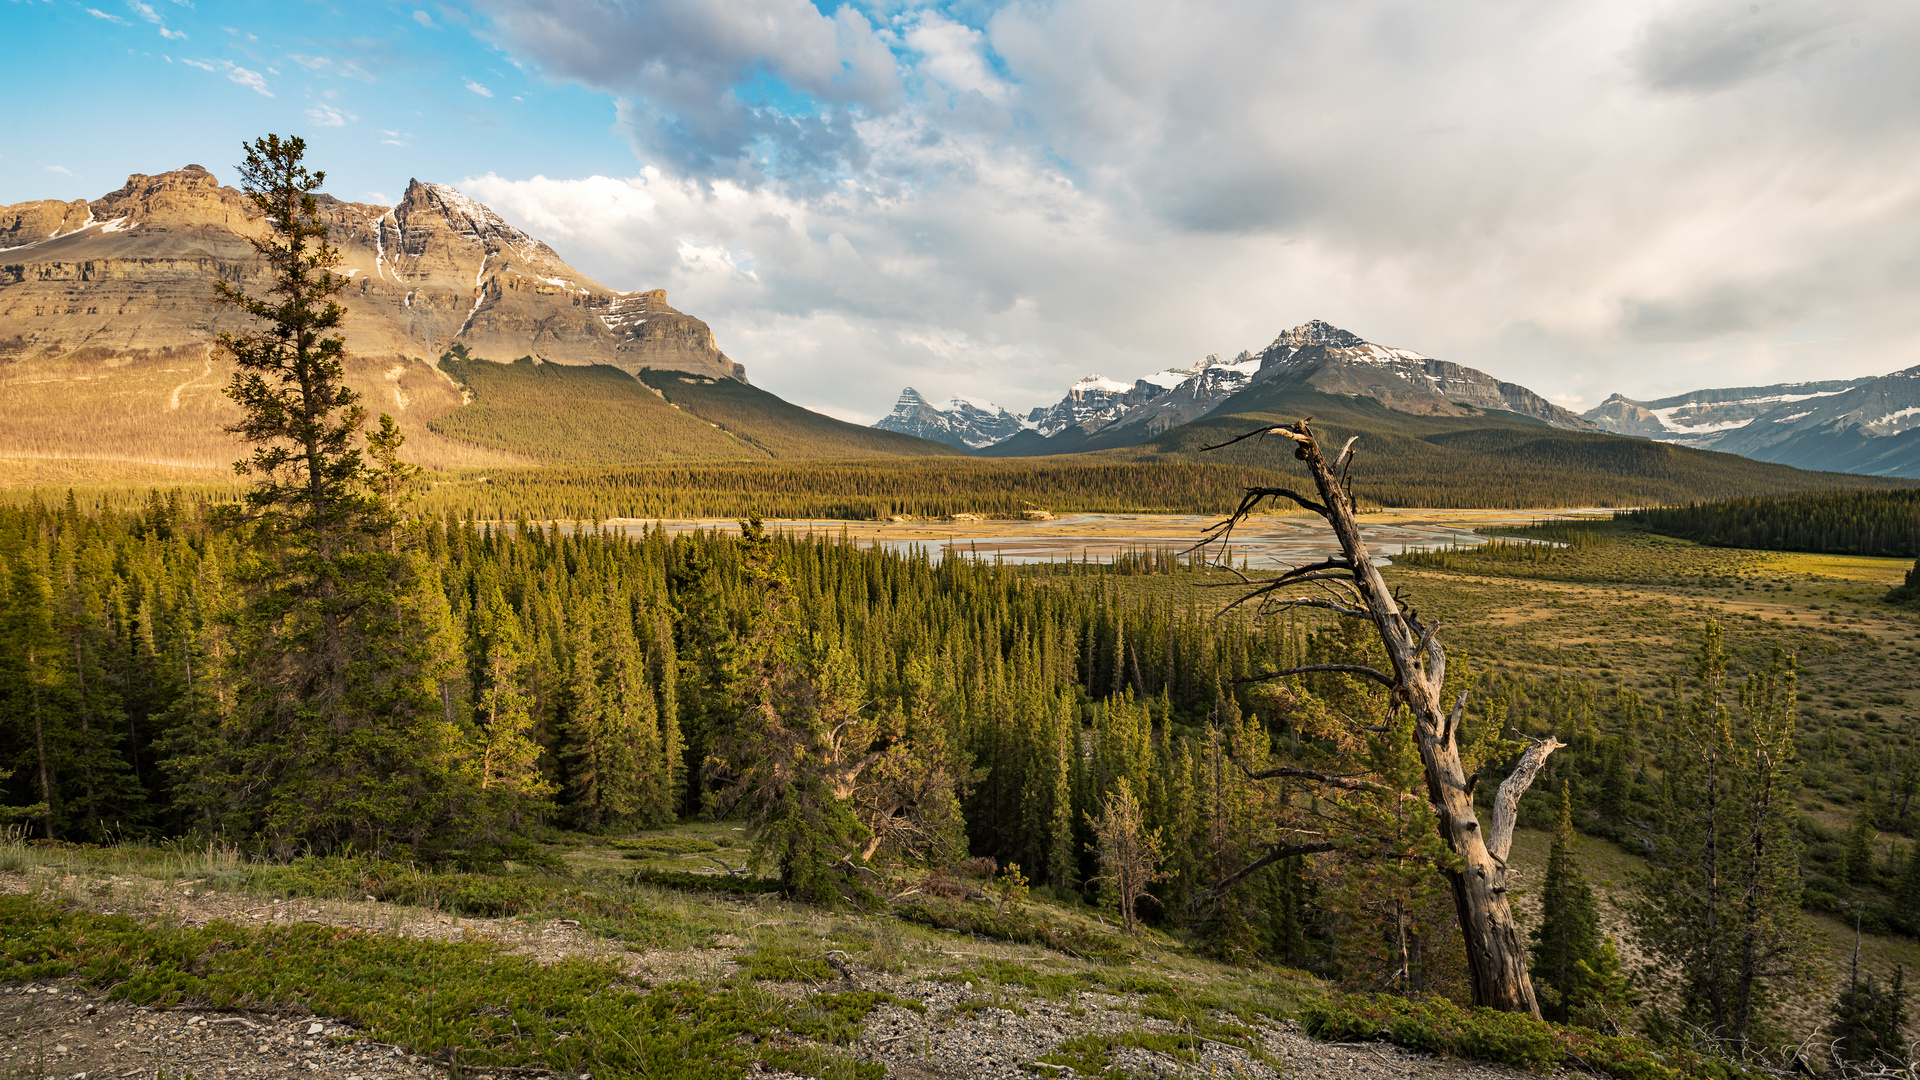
[5,0,1918,423]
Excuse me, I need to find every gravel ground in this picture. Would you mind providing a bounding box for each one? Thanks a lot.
[1,983,442,1080]
[1,869,1588,1080]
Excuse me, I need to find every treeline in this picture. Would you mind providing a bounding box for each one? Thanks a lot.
[415,460,1310,521]
[1624,488,1920,557]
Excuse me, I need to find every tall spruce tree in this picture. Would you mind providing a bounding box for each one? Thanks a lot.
[170,135,471,854]
[1531,785,1603,1022]
[1629,621,1813,1052]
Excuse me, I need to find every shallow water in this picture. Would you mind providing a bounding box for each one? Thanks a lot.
[594,512,1542,569]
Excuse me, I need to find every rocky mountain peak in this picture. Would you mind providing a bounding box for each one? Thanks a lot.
[1267,319,1366,350]
[0,166,743,381]
[1067,373,1135,398]
[874,387,1025,449]
[89,166,259,233]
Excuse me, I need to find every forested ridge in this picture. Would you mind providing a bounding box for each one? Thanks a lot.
[1624,489,1920,557]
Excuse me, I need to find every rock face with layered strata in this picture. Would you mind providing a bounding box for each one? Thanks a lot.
[0,166,741,381]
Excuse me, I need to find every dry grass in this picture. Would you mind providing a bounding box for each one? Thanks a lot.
[0,347,531,480]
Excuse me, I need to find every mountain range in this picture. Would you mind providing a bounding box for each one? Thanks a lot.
[1582,371,1920,477]
[2,164,1912,499]
[879,320,1920,479]
[877,319,1593,455]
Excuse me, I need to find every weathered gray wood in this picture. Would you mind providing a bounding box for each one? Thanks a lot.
[1202,420,1559,1017]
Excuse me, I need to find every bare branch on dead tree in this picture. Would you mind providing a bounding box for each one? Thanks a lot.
[1488,734,1565,864]
[1187,418,1560,1017]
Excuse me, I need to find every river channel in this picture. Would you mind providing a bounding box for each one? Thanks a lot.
[592,510,1585,569]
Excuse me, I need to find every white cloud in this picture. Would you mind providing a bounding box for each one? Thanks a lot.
[180,58,271,96]
[379,130,412,147]
[125,0,160,23]
[306,103,357,127]
[288,53,375,82]
[43,164,73,176]
[227,65,271,95]
[466,0,1920,419]
[159,26,186,39]
[414,9,434,28]
[86,8,129,25]
[464,79,492,98]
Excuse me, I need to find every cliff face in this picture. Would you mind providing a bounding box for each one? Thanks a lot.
[0,167,741,381]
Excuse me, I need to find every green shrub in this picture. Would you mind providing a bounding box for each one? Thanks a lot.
[1037,1031,1252,1078]
[619,868,782,895]
[740,946,836,983]
[1300,993,1759,1080]
[246,857,634,920]
[610,837,722,855]
[893,899,1130,962]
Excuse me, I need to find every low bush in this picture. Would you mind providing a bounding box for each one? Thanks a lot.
[1037,1030,1259,1077]
[1301,993,1759,1080]
[609,837,722,855]
[245,857,635,920]
[892,899,1130,963]
[619,868,782,895]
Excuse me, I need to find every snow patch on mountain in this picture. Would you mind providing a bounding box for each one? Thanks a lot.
[873,387,1028,449]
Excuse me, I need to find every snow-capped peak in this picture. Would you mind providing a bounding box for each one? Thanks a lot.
[1267,319,1367,350]
[1136,351,1262,390]
[1069,373,1135,396]
[874,387,1025,449]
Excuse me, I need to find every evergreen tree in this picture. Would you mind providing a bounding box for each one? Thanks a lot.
[1887,557,1919,605]
[473,590,550,801]
[1893,841,1920,935]
[1841,809,1878,887]
[1531,785,1603,1022]
[709,518,874,904]
[172,135,472,854]
[0,552,60,838]
[1597,738,1630,823]
[1047,692,1080,890]
[1827,940,1909,1067]
[1629,622,1814,1051]
[1570,936,1637,1037]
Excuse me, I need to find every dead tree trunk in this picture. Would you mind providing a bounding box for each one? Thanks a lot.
[1191,419,1560,1016]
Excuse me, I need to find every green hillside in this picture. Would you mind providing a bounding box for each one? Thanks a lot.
[1098,377,1916,507]
[429,353,760,464]
[635,369,959,459]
